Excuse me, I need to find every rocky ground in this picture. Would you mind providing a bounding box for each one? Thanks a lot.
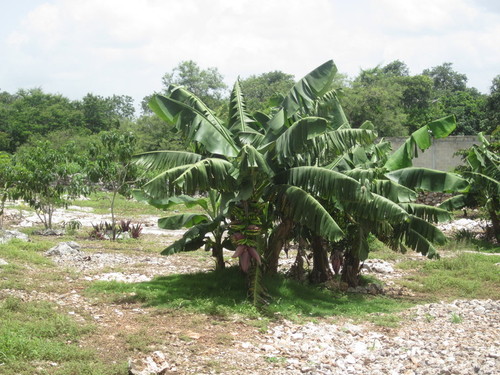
[0,206,499,374]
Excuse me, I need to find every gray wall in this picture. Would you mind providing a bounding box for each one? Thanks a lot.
[386,136,480,172]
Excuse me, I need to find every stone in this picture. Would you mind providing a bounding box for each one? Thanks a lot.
[362,259,394,274]
[117,231,131,240]
[0,229,29,244]
[128,351,171,375]
[35,229,65,236]
[45,242,82,257]
[0,258,8,266]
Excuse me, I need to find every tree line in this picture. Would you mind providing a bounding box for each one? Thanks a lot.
[1,59,498,156]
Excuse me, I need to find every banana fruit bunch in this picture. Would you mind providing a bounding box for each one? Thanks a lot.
[228,201,264,273]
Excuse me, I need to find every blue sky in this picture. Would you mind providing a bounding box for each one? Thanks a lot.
[1,0,499,107]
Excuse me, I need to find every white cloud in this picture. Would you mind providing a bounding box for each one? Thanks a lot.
[1,0,499,105]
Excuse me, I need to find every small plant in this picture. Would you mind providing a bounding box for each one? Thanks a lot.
[454,229,476,243]
[90,222,106,239]
[130,223,143,239]
[90,221,119,240]
[64,219,82,235]
[450,312,463,324]
[119,219,132,233]
[424,313,435,323]
[265,356,286,364]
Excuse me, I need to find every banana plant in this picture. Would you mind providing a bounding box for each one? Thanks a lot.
[440,133,499,242]
[314,116,470,285]
[134,189,232,270]
[135,60,379,297]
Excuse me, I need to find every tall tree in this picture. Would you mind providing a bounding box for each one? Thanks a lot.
[239,71,295,113]
[0,88,84,152]
[485,75,500,134]
[423,62,468,93]
[136,60,456,297]
[161,60,228,110]
[342,63,409,136]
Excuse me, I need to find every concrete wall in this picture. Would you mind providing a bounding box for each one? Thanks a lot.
[385,136,480,172]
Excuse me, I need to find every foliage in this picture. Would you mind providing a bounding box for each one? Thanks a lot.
[87,130,142,239]
[485,75,500,134]
[137,60,371,286]
[239,71,295,113]
[0,88,135,152]
[342,64,409,136]
[341,61,489,136]
[136,60,461,298]
[0,88,85,152]
[12,140,90,229]
[123,114,187,152]
[79,93,135,133]
[160,60,228,111]
[422,62,467,93]
[444,133,499,242]
[130,223,143,239]
[90,220,143,240]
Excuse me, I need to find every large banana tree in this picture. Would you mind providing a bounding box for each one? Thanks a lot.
[135,61,376,281]
[314,116,470,285]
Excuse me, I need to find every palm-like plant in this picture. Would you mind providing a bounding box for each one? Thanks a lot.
[136,59,467,294]
[135,61,375,278]
[312,116,469,285]
[441,133,499,242]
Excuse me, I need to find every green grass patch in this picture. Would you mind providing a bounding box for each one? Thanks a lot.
[367,235,405,262]
[0,297,126,374]
[87,266,413,321]
[442,235,500,254]
[72,191,204,217]
[367,313,402,328]
[71,192,162,216]
[0,239,55,265]
[398,253,500,300]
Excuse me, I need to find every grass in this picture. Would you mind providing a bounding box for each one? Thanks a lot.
[397,252,500,300]
[0,297,127,375]
[367,235,405,262]
[443,236,500,254]
[0,239,56,265]
[0,239,57,290]
[71,191,203,217]
[71,192,161,216]
[87,266,413,321]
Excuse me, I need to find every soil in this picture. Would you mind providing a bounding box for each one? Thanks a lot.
[0,206,498,374]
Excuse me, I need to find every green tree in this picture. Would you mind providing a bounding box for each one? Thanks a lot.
[485,75,500,134]
[443,133,499,242]
[122,115,186,152]
[136,61,368,279]
[423,62,467,93]
[79,94,121,133]
[301,114,467,285]
[421,63,487,135]
[161,60,228,110]
[239,71,295,113]
[87,130,141,239]
[0,89,84,152]
[12,141,89,229]
[342,72,408,136]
